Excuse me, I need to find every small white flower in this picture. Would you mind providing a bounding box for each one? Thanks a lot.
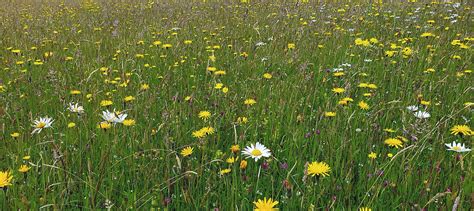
[414,111,430,119]
[406,105,419,112]
[32,117,54,134]
[340,63,352,67]
[242,142,271,161]
[67,102,84,114]
[255,41,266,47]
[445,141,471,153]
[101,109,127,124]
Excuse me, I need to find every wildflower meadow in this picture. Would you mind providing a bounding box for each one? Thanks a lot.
[0,0,472,210]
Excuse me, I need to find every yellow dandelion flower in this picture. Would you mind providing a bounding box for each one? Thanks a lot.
[384,138,403,148]
[0,171,13,188]
[219,168,231,175]
[18,165,31,173]
[10,132,20,138]
[450,125,472,136]
[67,122,76,128]
[100,100,113,107]
[180,146,193,157]
[253,197,279,211]
[198,111,211,120]
[244,99,256,106]
[324,112,336,117]
[240,160,248,169]
[368,152,377,159]
[307,161,331,177]
[358,101,370,110]
[332,87,345,94]
[124,96,136,102]
[263,73,272,79]
[123,119,136,126]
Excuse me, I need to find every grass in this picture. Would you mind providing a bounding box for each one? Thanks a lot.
[0,0,472,209]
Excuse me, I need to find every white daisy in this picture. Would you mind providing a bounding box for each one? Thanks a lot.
[31,117,54,134]
[67,102,84,114]
[242,142,271,161]
[406,105,419,112]
[445,141,471,153]
[414,111,430,119]
[101,109,127,124]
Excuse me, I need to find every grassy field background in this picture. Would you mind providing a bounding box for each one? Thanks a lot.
[0,0,472,209]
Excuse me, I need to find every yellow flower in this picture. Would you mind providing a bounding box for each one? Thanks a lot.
[450,125,472,136]
[214,83,223,89]
[387,153,394,158]
[244,99,256,106]
[287,43,295,49]
[70,90,81,95]
[385,50,397,57]
[192,130,206,138]
[98,122,111,130]
[100,100,113,107]
[123,119,136,126]
[184,40,192,44]
[230,145,240,153]
[219,168,231,175]
[324,112,336,117]
[402,47,413,57]
[214,70,226,75]
[180,146,193,157]
[384,138,403,148]
[237,117,248,124]
[253,197,279,211]
[358,101,370,110]
[368,152,377,159]
[240,160,248,169]
[198,111,211,120]
[263,73,272,79]
[226,156,238,164]
[359,207,372,211]
[0,171,13,188]
[421,32,434,38]
[124,96,136,102]
[10,132,20,138]
[18,165,31,173]
[141,84,150,90]
[420,100,430,106]
[307,161,331,177]
[222,87,229,93]
[369,38,379,44]
[202,127,214,135]
[333,72,345,77]
[367,84,377,89]
[384,128,396,133]
[67,122,76,128]
[332,87,345,94]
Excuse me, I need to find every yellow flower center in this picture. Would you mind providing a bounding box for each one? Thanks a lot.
[37,122,46,128]
[251,149,262,156]
[452,146,461,151]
